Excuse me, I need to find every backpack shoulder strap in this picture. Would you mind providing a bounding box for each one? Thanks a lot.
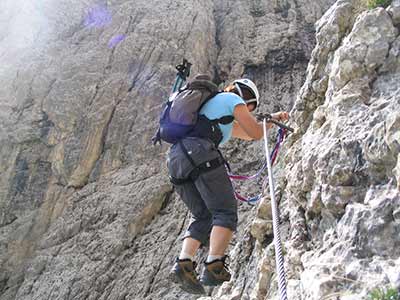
[214,115,234,124]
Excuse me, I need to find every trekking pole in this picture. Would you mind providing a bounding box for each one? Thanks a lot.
[172,59,192,93]
[152,59,192,145]
[263,119,288,300]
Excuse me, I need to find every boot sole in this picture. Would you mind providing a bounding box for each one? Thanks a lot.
[169,272,206,295]
[200,271,230,286]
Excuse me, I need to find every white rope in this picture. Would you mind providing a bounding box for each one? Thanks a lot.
[263,119,288,300]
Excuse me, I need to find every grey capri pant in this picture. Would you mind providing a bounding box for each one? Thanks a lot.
[167,137,238,245]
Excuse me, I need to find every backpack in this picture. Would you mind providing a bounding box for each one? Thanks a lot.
[152,74,234,146]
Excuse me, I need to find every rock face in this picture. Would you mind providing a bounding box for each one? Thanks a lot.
[1,0,399,300]
[280,1,400,299]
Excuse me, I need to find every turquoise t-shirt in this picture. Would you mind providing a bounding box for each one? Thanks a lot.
[199,92,245,145]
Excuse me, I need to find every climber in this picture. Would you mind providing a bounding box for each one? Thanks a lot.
[167,78,290,294]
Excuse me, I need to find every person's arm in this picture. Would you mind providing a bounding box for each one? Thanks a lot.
[232,121,254,140]
[232,104,266,140]
[232,104,289,140]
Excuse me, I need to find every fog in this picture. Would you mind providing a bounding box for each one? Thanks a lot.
[0,0,50,54]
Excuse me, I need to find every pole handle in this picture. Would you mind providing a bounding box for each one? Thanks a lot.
[175,58,192,80]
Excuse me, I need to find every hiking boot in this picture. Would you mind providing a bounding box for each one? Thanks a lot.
[169,258,205,294]
[200,256,231,286]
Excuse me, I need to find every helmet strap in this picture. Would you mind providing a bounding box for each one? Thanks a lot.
[234,83,244,99]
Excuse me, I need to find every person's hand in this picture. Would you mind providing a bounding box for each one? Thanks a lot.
[273,111,290,122]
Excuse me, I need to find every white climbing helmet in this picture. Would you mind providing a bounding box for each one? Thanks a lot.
[233,78,260,108]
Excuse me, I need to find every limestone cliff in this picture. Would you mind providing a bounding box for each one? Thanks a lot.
[0,0,398,300]
[282,1,400,298]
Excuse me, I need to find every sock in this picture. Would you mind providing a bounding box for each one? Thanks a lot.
[179,251,194,261]
[206,254,223,263]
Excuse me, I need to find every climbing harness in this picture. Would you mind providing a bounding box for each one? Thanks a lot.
[263,119,288,300]
[169,141,226,185]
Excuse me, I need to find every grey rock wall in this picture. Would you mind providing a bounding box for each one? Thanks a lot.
[279,1,400,299]
[8,0,400,300]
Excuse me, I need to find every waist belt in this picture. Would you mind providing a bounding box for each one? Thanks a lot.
[169,140,227,185]
[169,156,225,185]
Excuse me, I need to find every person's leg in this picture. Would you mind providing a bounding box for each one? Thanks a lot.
[193,165,238,285]
[168,138,235,287]
[194,165,238,258]
[168,139,214,255]
[176,181,213,258]
[179,237,201,261]
[169,181,212,294]
[209,225,233,256]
